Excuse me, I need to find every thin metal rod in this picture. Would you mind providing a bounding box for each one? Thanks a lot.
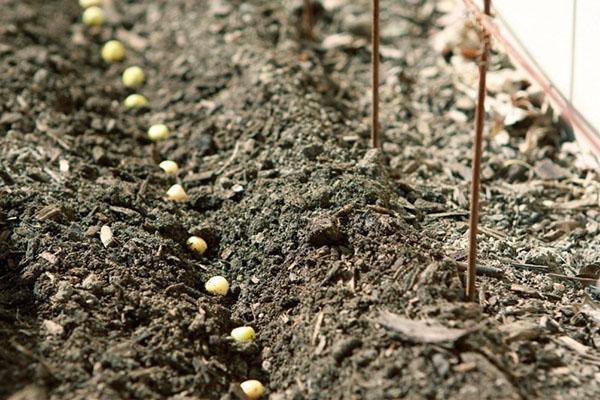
[371,0,380,148]
[569,0,577,102]
[466,0,491,301]
[303,0,313,40]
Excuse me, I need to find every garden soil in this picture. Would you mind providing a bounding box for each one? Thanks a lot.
[1,0,600,399]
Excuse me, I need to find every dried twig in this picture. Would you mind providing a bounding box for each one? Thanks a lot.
[509,262,549,272]
[371,0,380,148]
[449,260,504,279]
[548,273,599,286]
[216,141,241,175]
[466,0,491,301]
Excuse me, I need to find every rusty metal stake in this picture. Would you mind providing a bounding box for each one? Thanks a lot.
[466,0,491,301]
[371,0,380,148]
[303,0,314,40]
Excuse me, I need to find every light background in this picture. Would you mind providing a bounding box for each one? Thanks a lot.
[494,0,599,135]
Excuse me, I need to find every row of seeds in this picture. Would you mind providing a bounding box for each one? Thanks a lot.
[78,1,264,398]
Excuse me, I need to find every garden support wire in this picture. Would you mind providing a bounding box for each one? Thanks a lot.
[371,0,380,148]
[303,0,314,40]
[466,0,491,301]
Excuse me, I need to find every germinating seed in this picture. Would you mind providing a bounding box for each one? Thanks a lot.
[101,40,125,63]
[240,380,265,400]
[147,124,170,141]
[79,0,102,8]
[204,276,229,296]
[166,184,187,202]
[123,94,148,108]
[158,160,178,174]
[187,236,207,255]
[231,326,255,343]
[82,6,105,27]
[122,66,145,87]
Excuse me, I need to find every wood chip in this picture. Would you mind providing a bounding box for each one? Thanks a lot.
[312,311,324,346]
[59,159,69,173]
[510,284,538,297]
[534,159,569,180]
[43,319,64,336]
[38,251,58,265]
[35,205,62,221]
[580,303,600,325]
[557,336,590,355]
[499,321,542,342]
[378,311,470,343]
[116,28,148,51]
[109,206,140,217]
[100,225,114,248]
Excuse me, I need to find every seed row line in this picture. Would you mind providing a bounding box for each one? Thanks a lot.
[78,0,264,397]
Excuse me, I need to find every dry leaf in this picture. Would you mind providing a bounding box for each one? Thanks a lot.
[534,159,569,180]
[510,284,538,297]
[39,251,57,265]
[580,302,600,325]
[100,225,113,248]
[322,33,354,50]
[378,311,469,343]
[499,320,542,342]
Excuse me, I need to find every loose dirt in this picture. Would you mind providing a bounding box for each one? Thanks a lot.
[1,1,599,399]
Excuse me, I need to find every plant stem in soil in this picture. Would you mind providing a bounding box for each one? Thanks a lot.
[371,0,380,148]
[466,0,491,301]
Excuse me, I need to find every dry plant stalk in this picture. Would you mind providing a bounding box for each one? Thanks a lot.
[466,0,492,301]
[371,0,380,148]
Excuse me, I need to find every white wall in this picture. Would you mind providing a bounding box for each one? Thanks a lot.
[493,0,575,99]
[493,0,599,136]
[573,0,600,134]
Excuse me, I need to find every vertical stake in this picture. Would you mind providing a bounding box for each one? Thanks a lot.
[371,0,380,148]
[466,0,491,301]
[303,0,314,40]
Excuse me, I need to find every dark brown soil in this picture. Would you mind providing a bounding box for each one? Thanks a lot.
[2,1,600,399]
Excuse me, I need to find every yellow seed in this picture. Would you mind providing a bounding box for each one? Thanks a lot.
[187,236,207,255]
[231,326,256,343]
[205,276,229,296]
[101,40,125,63]
[123,94,148,108]
[79,0,102,8]
[240,380,265,400]
[82,6,105,27]
[166,184,187,202]
[122,66,145,87]
[158,160,178,174]
[148,124,170,141]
